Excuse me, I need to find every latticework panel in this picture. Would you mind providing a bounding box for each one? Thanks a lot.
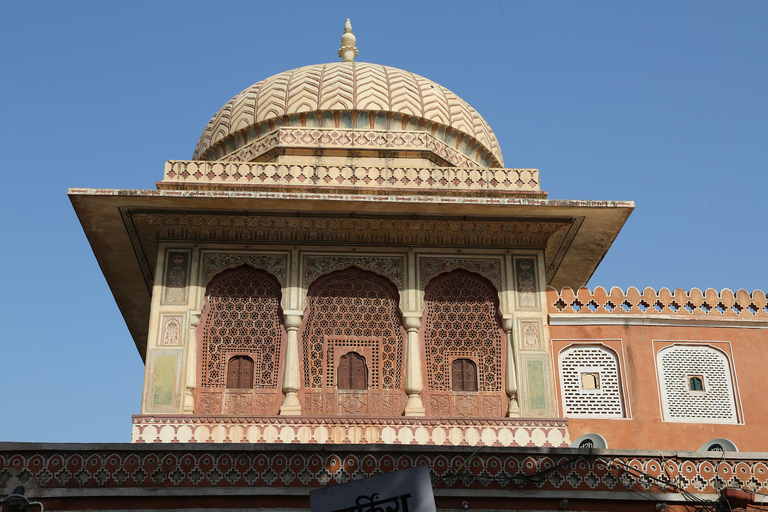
[658,345,737,423]
[558,345,624,417]
[423,272,503,392]
[200,266,283,388]
[301,268,403,390]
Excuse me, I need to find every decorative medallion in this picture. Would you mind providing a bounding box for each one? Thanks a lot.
[521,321,540,350]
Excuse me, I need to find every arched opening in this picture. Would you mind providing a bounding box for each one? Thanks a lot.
[299,267,405,415]
[195,265,284,415]
[657,345,738,423]
[227,356,254,389]
[422,269,505,417]
[558,344,625,418]
[451,359,478,392]
[338,352,368,390]
[688,376,704,391]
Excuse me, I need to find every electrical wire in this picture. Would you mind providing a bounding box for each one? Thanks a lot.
[430,452,724,512]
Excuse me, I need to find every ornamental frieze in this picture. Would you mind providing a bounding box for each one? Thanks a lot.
[122,208,571,291]
[133,213,567,248]
[215,128,480,168]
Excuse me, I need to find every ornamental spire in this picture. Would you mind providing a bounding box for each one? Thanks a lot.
[338,18,359,62]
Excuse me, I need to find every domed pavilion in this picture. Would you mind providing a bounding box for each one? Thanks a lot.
[69,19,633,446]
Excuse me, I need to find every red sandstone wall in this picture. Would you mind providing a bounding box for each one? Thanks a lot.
[547,287,768,452]
[550,320,767,451]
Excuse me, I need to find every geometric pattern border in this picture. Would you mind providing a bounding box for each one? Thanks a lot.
[131,416,569,447]
[1,444,763,496]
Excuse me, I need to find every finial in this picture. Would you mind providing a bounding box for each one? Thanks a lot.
[338,18,359,62]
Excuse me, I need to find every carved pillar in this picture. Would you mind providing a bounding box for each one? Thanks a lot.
[403,313,425,416]
[503,315,520,417]
[280,311,303,415]
[184,310,201,413]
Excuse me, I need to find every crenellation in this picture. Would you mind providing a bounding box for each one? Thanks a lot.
[548,286,768,319]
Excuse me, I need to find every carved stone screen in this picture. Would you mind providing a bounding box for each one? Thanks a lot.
[422,270,505,417]
[198,266,284,414]
[558,345,624,417]
[657,345,738,423]
[300,268,405,415]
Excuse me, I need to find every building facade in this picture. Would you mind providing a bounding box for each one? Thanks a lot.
[3,20,766,512]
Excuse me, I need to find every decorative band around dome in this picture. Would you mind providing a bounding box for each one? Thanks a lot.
[193,62,503,167]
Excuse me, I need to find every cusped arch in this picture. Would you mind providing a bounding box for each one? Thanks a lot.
[202,254,288,290]
[198,265,285,390]
[301,257,406,310]
[421,269,505,398]
[299,267,406,391]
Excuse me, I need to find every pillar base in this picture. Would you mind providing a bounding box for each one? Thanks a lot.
[279,392,302,415]
[183,389,195,414]
[507,397,520,418]
[404,394,426,416]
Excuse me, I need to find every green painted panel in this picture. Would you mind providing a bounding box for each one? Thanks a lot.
[527,359,547,411]
[153,355,177,407]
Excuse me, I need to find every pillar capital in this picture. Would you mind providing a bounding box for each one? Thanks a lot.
[189,310,202,328]
[502,314,515,332]
[402,313,422,331]
[283,310,303,330]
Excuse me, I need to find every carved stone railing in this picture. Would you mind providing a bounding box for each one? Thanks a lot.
[547,286,768,319]
[159,160,542,196]
[216,127,489,168]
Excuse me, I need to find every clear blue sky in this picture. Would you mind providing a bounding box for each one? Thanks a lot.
[1,1,765,442]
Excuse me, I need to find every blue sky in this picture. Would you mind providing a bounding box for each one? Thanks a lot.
[1,1,765,442]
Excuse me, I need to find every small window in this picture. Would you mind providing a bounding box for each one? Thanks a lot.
[451,359,478,392]
[338,352,368,390]
[581,372,600,390]
[688,376,704,392]
[227,356,254,389]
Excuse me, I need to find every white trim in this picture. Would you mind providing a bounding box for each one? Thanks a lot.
[549,314,768,329]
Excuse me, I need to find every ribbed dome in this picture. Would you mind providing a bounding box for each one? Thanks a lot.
[193,62,503,167]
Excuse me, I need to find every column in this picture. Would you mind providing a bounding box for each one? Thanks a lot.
[279,310,303,415]
[183,310,201,413]
[503,315,520,417]
[403,313,425,416]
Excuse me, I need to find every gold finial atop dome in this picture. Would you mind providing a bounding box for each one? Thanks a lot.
[338,18,359,62]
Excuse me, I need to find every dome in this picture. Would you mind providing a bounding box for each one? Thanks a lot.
[193,61,504,167]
